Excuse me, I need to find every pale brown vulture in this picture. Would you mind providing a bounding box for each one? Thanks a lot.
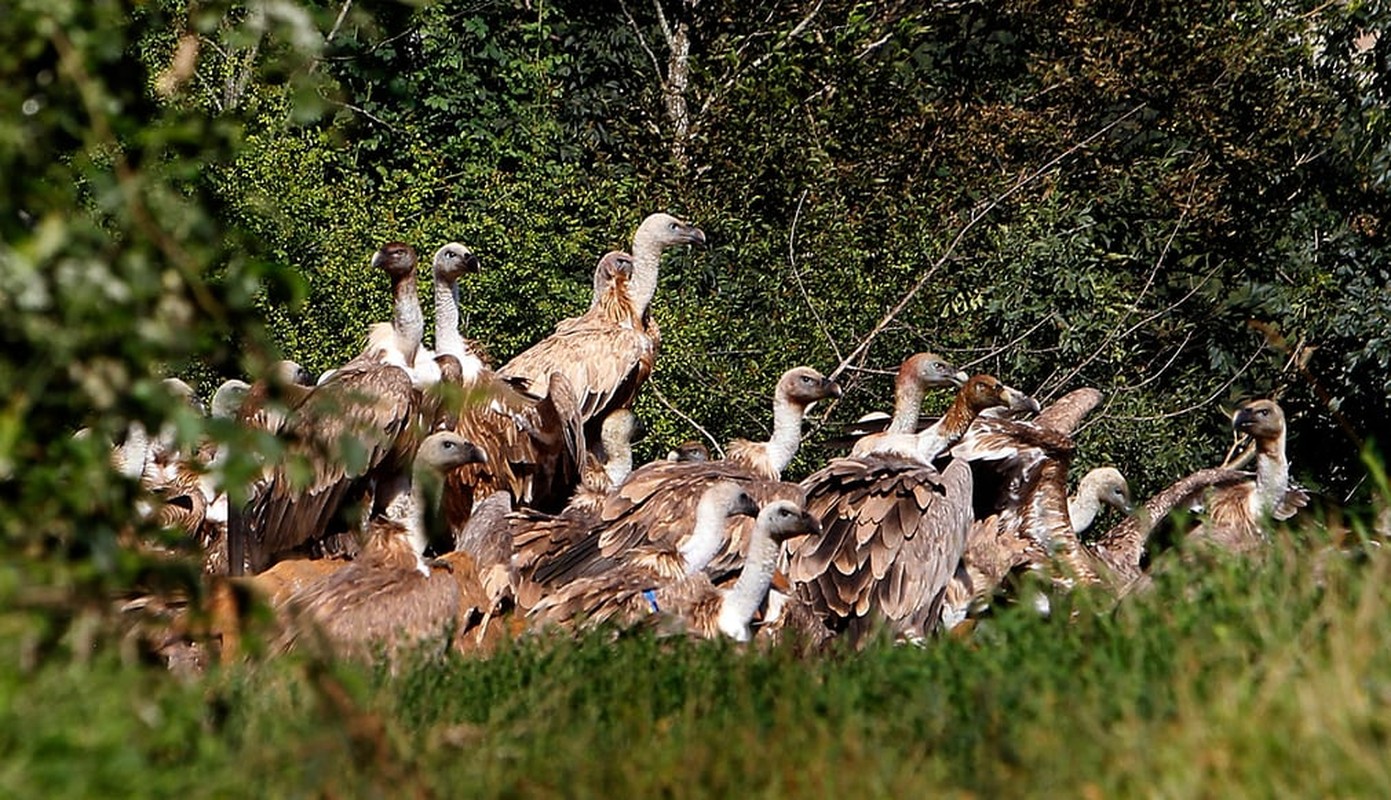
[527,499,819,642]
[726,366,843,480]
[851,375,1038,462]
[1187,399,1305,553]
[782,375,1028,646]
[501,212,706,440]
[281,431,489,659]
[428,242,586,534]
[850,352,967,456]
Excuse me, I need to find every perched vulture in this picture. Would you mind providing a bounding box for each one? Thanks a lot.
[849,352,967,456]
[280,431,489,659]
[233,243,431,573]
[429,242,586,532]
[527,499,819,642]
[783,375,1026,646]
[1188,399,1306,553]
[501,213,707,441]
[726,366,843,480]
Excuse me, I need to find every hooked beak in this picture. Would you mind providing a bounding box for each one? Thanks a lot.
[1233,409,1256,433]
[1003,386,1041,415]
[733,493,760,518]
[685,226,708,248]
[772,510,822,542]
[823,377,844,399]
[950,370,969,388]
[632,416,649,443]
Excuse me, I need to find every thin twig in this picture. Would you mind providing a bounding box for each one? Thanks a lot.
[788,189,844,364]
[1107,344,1263,422]
[649,383,725,459]
[959,316,1054,371]
[621,1,664,81]
[830,103,1148,384]
[326,0,354,43]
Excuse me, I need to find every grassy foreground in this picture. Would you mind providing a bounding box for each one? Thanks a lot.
[3,510,1391,798]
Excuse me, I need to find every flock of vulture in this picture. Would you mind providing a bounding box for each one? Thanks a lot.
[117,212,1309,666]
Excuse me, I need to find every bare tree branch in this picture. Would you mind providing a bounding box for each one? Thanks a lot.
[621,1,664,81]
[649,383,726,459]
[788,188,845,364]
[828,103,1148,384]
[326,0,354,44]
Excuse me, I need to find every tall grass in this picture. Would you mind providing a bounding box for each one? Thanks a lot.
[2,506,1389,798]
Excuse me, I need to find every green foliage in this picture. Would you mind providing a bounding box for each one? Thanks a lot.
[3,504,1391,796]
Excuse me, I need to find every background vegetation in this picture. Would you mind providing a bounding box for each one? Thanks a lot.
[1,0,1390,795]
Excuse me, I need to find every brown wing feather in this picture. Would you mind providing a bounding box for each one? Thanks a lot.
[244,360,419,571]
[501,321,655,431]
[1032,388,1103,434]
[789,455,972,645]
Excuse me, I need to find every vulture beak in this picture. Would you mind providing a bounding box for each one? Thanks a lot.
[462,252,481,272]
[950,370,970,388]
[1232,408,1255,433]
[734,493,760,518]
[767,509,822,542]
[686,226,709,248]
[462,443,488,465]
[1003,386,1041,415]
[632,416,649,443]
[823,377,844,399]
[370,249,385,269]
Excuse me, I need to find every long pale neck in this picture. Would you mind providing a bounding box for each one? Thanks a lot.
[889,376,925,433]
[679,501,730,574]
[765,396,805,477]
[433,276,465,359]
[1252,431,1289,517]
[603,446,634,487]
[392,273,424,363]
[629,235,663,320]
[716,527,781,641]
[1068,489,1103,534]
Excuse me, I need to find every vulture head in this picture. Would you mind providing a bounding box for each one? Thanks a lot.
[416,430,487,474]
[778,366,843,409]
[698,480,762,522]
[960,375,1039,416]
[371,241,419,281]
[636,212,707,249]
[1078,467,1133,514]
[902,352,968,390]
[210,379,250,419]
[432,242,480,284]
[757,499,822,542]
[269,359,315,387]
[1233,399,1285,442]
[600,408,647,452]
[666,440,711,462]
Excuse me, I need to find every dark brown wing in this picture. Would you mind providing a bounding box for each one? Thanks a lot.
[787,454,973,645]
[243,360,419,572]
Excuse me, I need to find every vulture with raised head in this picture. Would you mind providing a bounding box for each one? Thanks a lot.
[783,375,1027,645]
[849,352,967,456]
[1188,399,1305,553]
[501,213,706,441]
[726,366,843,480]
[528,499,819,642]
[232,242,430,574]
[429,242,587,533]
[852,375,1038,462]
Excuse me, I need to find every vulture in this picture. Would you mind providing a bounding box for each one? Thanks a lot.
[849,352,968,456]
[1187,399,1304,552]
[726,366,843,480]
[281,431,489,658]
[783,375,1030,645]
[527,499,820,642]
[232,242,432,573]
[851,375,1038,462]
[936,388,1107,629]
[429,242,586,533]
[510,366,836,597]
[510,478,764,609]
[501,213,707,442]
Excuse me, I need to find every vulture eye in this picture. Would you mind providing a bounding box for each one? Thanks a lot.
[1258,408,1269,416]
[669,222,679,231]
